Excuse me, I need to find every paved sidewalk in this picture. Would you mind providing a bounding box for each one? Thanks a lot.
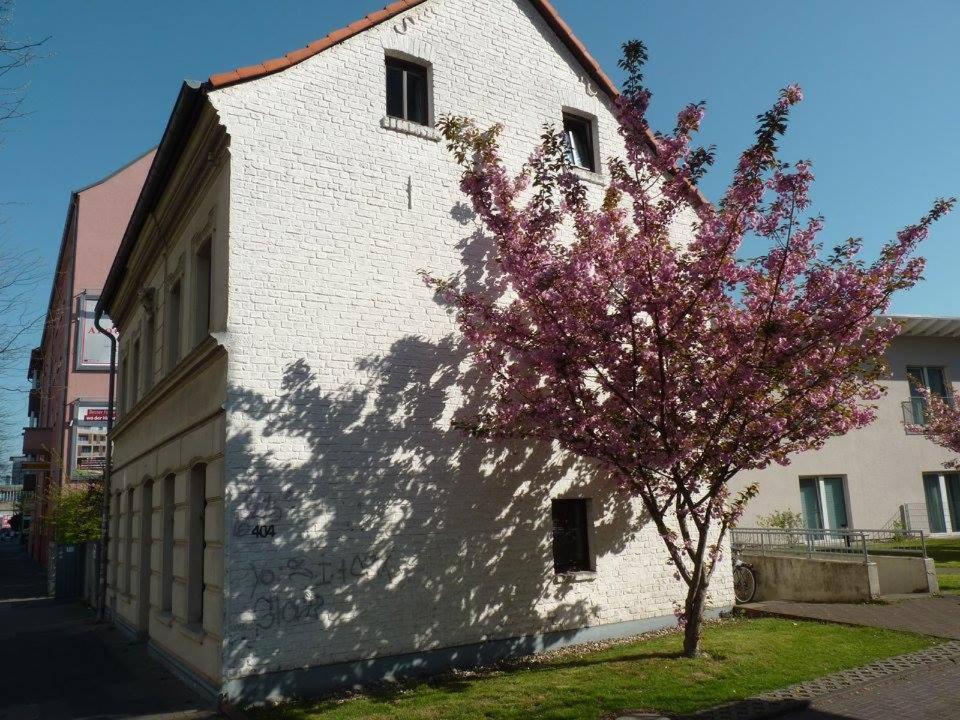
[674,642,960,720]
[0,542,218,720]
[740,594,960,639]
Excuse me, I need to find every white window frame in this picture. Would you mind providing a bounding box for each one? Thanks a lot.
[799,475,850,531]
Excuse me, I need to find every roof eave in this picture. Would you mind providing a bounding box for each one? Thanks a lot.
[97,80,207,319]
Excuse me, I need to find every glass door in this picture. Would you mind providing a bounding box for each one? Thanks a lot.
[821,476,848,530]
[799,478,824,529]
[924,474,947,533]
[945,473,960,532]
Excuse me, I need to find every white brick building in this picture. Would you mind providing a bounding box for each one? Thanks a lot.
[97,0,732,702]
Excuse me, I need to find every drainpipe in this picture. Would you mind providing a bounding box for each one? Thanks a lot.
[94,309,116,621]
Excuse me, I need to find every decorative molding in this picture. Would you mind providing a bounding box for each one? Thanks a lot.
[392,4,438,35]
[138,287,157,317]
[579,74,599,98]
[380,116,441,142]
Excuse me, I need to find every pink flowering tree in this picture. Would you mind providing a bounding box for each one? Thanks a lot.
[424,41,953,657]
[911,390,960,467]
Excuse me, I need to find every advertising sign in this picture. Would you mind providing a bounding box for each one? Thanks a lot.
[70,401,110,476]
[75,293,117,370]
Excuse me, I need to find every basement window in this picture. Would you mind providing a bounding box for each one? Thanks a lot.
[386,57,429,126]
[551,499,592,573]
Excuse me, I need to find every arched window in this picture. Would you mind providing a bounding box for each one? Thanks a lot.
[161,474,175,613]
[186,464,207,625]
[124,488,134,595]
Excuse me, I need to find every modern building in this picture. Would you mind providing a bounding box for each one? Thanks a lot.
[22,150,154,566]
[95,0,731,702]
[733,316,960,533]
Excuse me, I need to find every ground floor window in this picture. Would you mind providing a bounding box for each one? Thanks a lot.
[923,472,960,533]
[551,498,592,573]
[798,476,848,530]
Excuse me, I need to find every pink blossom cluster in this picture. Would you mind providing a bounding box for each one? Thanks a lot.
[426,54,953,653]
[912,389,960,468]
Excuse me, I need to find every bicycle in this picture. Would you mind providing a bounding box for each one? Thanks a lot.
[732,548,757,604]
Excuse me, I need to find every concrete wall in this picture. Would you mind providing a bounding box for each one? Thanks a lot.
[733,335,960,530]
[873,555,938,595]
[743,553,880,602]
[208,0,728,698]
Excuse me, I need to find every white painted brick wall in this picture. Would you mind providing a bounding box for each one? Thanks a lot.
[210,0,732,681]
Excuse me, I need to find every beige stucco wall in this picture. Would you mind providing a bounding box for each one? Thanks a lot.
[106,155,230,687]
[733,335,960,530]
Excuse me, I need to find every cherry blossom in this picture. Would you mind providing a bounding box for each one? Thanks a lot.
[425,41,953,657]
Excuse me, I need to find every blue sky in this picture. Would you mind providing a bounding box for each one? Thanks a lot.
[1,0,958,461]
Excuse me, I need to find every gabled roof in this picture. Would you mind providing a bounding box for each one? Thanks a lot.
[100,0,709,317]
[207,0,614,94]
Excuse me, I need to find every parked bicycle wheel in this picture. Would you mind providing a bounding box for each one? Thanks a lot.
[732,564,756,604]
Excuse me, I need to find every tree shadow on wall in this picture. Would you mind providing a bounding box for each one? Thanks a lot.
[220,209,653,700]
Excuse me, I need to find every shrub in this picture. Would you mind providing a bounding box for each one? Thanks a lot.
[48,481,102,545]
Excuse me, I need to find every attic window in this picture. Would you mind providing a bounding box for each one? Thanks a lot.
[386,57,429,126]
[563,113,596,172]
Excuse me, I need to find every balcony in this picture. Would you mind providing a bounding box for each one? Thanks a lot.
[902,395,955,431]
[22,426,53,455]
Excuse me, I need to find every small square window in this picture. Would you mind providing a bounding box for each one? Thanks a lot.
[551,499,592,573]
[386,57,429,126]
[563,113,596,172]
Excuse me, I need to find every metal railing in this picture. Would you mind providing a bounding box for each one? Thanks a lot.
[902,395,955,429]
[731,527,926,564]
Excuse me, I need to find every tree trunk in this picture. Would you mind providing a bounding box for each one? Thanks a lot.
[682,575,710,657]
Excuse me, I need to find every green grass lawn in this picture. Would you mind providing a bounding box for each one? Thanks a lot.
[922,537,960,567]
[248,619,936,720]
[938,572,960,594]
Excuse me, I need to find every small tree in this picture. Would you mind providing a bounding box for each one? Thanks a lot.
[425,41,953,656]
[47,481,102,545]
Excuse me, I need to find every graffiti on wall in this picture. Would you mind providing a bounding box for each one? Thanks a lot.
[236,551,399,630]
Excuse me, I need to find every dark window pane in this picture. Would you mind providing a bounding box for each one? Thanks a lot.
[563,114,595,171]
[928,368,948,398]
[551,499,591,573]
[907,366,925,398]
[406,69,428,125]
[386,63,404,119]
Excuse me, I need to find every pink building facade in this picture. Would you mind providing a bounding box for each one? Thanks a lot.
[24,150,154,565]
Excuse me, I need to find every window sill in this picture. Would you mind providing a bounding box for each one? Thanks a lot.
[154,609,175,627]
[380,116,441,142]
[178,622,206,644]
[570,166,606,186]
[553,570,597,583]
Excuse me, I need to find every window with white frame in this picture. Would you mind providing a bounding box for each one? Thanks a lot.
[923,472,960,534]
[798,475,848,531]
[906,366,951,426]
[386,56,430,126]
[562,112,597,172]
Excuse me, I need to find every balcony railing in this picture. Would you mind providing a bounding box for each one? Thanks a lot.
[732,527,927,564]
[902,395,954,430]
